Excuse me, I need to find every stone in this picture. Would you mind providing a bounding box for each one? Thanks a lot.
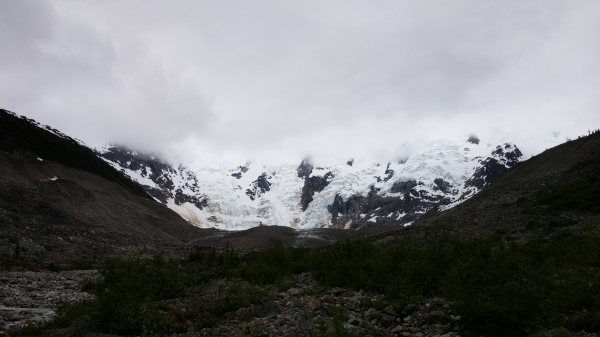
[204,282,220,293]
[287,288,300,296]
[369,310,382,319]
[402,304,417,316]
[381,314,396,327]
[391,325,405,333]
[328,287,347,295]
[341,291,357,298]
[297,313,313,330]
[253,301,283,319]
[425,311,448,324]
[307,298,321,310]
[347,317,361,326]
[384,305,398,317]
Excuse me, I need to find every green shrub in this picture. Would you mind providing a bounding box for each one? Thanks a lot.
[10,230,600,337]
[537,167,600,213]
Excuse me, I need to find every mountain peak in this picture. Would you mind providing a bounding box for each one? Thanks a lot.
[96,138,526,230]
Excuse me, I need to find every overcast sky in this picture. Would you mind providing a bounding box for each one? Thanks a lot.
[1,1,599,164]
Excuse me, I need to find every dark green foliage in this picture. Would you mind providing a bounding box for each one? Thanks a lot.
[13,241,20,259]
[525,220,543,229]
[47,262,62,272]
[516,197,528,204]
[239,246,310,284]
[190,280,268,321]
[240,231,600,336]
[536,166,600,214]
[316,318,354,337]
[10,230,600,337]
[186,245,242,280]
[547,219,578,228]
[86,255,184,335]
[68,259,95,270]
[522,207,537,215]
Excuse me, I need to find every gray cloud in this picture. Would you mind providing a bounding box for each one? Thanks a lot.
[1,0,599,163]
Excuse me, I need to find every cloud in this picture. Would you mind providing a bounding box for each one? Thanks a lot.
[1,0,599,163]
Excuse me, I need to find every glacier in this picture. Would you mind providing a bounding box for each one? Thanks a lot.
[96,137,525,230]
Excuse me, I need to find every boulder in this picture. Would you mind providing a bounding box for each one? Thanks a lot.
[380,314,396,327]
[425,310,448,324]
[253,301,283,319]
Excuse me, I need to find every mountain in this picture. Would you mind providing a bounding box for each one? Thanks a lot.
[364,129,600,246]
[413,130,600,238]
[96,137,524,230]
[0,109,208,269]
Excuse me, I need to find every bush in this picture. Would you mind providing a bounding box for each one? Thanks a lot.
[10,231,600,337]
[537,166,600,214]
[238,232,600,336]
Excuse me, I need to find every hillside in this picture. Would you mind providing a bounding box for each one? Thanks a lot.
[3,111,600,337]
[0,110,210,271]
[0,110,150,200]
[368,131,600,245]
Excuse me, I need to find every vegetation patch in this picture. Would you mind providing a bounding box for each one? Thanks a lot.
[536,168,600,214]
[8,229,600,337]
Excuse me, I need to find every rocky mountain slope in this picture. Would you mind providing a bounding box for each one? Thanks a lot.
[366,130,600,246]
[425,130,600,235]
[97,138,524,230]
[0,109,208,270]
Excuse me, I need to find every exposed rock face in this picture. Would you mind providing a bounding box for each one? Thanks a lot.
[97,146,208,209]
[300,172,334,211]
[328,185,452,229]
[246,173,272,201]
[467,135,480,144]
[231,165,249,179]
[390,180,417,194]
[375,163,395,183]
[434,178,452,193]
[328,143,524,229]
[465,143,523,189]
[297,158,335,211]
[297,159,314,179]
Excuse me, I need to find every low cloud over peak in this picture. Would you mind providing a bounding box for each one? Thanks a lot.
[1,1,598,163]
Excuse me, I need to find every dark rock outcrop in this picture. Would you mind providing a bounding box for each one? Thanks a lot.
[465,143,523,189]
[328,185,450,229]
[467,135,480,144]
[231,165,249,179]
[97,146,208,209]
[246,173,272,201]
[433,178,452,193]
[390,180,417,194]
[297,159,313,179]
[329,143,524,229]
[300,172,334,211]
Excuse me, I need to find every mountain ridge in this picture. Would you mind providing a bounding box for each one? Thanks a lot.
[96,139,525,230]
